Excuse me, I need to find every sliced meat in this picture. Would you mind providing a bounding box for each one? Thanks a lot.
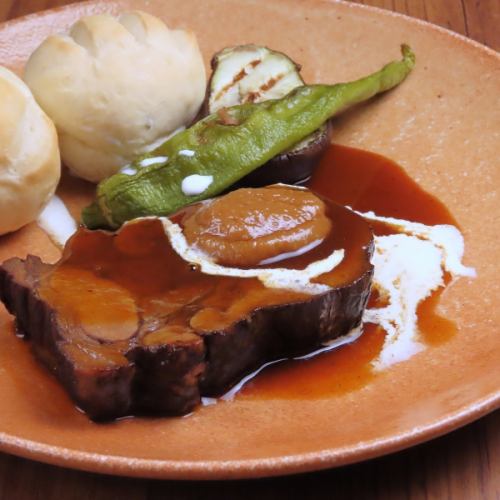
[0,201,373,420]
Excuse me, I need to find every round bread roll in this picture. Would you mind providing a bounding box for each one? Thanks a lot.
[24,11,206,182]
[0,66,60,236]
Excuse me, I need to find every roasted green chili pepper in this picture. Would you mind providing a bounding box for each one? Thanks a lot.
[82,45,415,229]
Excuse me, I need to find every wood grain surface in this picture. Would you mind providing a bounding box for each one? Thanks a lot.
[0,1,498,499]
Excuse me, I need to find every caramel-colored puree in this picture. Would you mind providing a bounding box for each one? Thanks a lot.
[182,185,332,267]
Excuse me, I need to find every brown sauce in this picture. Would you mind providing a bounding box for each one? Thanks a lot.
[0,144,461,415]
[309,144,457,227]
[38,193,372,344]
[242,324,386,399]
[240,144,459,401]
[417,275,455,346]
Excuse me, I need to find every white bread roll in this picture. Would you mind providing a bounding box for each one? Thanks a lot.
[0,66,60,235]
[24,11,206,182]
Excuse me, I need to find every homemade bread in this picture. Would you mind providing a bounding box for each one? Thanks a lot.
[0,66,60,235]
[24,11,206,182]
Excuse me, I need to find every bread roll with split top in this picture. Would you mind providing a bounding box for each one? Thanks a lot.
[24,11,206,182]
[0,66,60,235]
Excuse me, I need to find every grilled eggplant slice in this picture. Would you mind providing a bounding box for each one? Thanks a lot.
[207,45,303,110]
[206,44,331,186]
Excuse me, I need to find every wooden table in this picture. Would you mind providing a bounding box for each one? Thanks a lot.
[0,1,498,498]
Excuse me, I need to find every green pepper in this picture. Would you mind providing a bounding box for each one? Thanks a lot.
[82,45,415,229]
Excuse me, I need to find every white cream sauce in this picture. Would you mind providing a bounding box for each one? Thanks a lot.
[258,238,323,265]
[358,210,476,369]
[120,167,137,176]
[181,174,213,196]
[138,156,168,167]
[178,149,195,157]
[36,196,476,384]
[120,156,169,176]
[37,195,78,248]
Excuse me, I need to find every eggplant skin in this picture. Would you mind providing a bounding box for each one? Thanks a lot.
[236,122,331,188]
[204,44,331,187]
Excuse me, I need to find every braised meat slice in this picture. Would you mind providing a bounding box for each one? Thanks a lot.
[0,202,373,420]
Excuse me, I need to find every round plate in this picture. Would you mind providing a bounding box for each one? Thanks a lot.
[0,0,498,480]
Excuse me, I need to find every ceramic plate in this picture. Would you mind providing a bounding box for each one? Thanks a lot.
[0,0,498,480]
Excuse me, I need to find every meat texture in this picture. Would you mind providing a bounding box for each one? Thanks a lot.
[0,211,373,420]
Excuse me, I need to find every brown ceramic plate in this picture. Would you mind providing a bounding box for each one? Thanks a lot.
[0,0,498,480]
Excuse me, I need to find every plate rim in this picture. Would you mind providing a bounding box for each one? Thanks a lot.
[0,0,499,480]
[1,0,498,61]
[0,393,497,479]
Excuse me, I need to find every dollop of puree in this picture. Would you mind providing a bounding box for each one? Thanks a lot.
[182,185,332,267]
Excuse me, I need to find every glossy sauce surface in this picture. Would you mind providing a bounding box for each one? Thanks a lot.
[309,145,457,226]
[38,191,372,345]
[6,145,460,410]
[182,185,332,267]
[241,144,458,400]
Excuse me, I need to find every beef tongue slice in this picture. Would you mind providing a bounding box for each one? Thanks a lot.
[0,207,373,420]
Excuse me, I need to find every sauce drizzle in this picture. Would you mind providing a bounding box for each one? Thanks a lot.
[240,144,461,401]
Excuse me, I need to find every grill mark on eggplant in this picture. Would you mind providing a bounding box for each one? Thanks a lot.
[213,58,262,102]
[243,73,285,103]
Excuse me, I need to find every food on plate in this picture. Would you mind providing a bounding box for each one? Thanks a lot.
[182,185,332,266]
[0,66,60,236]
[205,44,331,186]
[82,45,415,229]
[236,124,331,188]
[23,11,206,182]
[206,45,304,111]
[0,186,374,420]
[359,210,475,367]
[0,12,476,424]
